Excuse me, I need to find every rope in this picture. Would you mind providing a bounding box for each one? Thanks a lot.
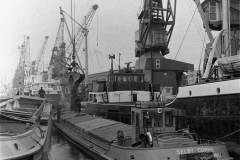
[216,128,240,140]
[198,32,207,71]
[137,0,144,16]
[187,0,206,42]
[96,11,99,46]
[174,6,197,60]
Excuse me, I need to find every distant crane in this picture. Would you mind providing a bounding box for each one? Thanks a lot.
[23,36,31,78]
[35,36,49,73]
[12,36,30,90]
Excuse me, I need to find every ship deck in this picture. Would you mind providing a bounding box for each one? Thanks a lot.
[0,120,30,136]
[61,111,135,143]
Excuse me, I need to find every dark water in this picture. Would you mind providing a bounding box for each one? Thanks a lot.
[46,126,93,160]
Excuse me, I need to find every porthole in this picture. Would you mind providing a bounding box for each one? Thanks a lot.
[217,88,220,94]
[130,155,135,159]
[189,90,192,96]
[14,143,19,150]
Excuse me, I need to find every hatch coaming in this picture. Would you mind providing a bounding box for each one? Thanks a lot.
[63,113,136,144]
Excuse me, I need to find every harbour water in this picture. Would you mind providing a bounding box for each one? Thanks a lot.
[46,126,93,160]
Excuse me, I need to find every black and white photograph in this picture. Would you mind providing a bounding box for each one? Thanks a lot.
[0,0,239,159]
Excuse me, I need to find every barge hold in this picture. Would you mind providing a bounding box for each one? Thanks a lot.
[0,96,52,160]
[54,102,232,160]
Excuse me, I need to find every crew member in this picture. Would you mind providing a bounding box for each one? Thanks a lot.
[146,130,153,147]
[38,87,45,98]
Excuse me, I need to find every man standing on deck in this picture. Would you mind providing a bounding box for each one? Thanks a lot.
[38,87,45,98]
[70,73,85,111]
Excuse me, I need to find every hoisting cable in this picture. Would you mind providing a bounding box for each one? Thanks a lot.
[216,128,240,141]
[137,0,144,16]
[188,0,206,41]
[61,9,85,30]
[174,6,197,60]
[96,11,99,46]
[198,32,207,71]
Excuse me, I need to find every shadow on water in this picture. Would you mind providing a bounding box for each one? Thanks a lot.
[42,126,93,160]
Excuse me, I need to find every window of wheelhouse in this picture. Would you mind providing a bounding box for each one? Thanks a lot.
[137,76,143,82]
[116,75,144,82]
[143,111,152,128]
[130,76,134,81]
[136,113,140,127]
[131,111,135,125]
[134,76,138,82]
[154,111,163,127]
[165,111,173,127]
[123,76,127,82]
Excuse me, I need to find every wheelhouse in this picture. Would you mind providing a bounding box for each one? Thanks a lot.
[131,102,185,137]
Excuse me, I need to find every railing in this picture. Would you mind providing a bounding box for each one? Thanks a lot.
[154,131,219,145]
[156,131,195,139]
[0,99,14,108]
[198,138,218,145]
[31,101,45,122]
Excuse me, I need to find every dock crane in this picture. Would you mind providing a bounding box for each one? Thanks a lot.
[49,4,98,109]
[50,4,98,82]
[136,0,177,57]
[12,36,30,91]
[60,4,98,84]
[35,36,49,74]
[23,36,31,79]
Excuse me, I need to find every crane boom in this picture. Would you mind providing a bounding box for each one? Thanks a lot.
[36,36,49,73]
[51,4,98,79]
[75,4,98,53]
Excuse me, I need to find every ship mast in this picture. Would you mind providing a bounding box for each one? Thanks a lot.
[84,16,88,85]
[193,0,214,43]
[222,0,231,57]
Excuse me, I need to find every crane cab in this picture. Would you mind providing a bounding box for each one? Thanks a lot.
[131,102,185,140]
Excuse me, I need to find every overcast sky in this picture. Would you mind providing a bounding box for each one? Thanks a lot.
[0,0,206,87]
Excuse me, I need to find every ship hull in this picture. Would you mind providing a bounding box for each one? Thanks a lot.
[169,94,240,140]
[54,121,111,160]
[168,79,240,140]
[0,96,52,160]
[168,79,240,158]
[53,111,232,160]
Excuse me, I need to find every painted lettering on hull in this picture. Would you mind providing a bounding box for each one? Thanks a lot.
[177,147,222,159]
[177,147,214,155]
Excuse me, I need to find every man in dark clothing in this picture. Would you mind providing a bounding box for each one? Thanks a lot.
[38,87,46,98]
[70,73,85,111]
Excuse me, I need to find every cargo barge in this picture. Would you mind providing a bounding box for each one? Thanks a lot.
[54,102,232,160]
[0,96,52,160]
